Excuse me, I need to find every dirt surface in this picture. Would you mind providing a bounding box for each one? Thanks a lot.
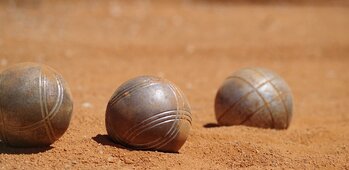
[0,0,349,169]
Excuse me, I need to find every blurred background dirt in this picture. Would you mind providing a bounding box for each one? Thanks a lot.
[0,0,348,169]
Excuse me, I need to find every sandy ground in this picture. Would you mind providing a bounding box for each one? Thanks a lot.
[0,0,349,169]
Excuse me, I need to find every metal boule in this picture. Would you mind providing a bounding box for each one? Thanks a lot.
[106,76,192,152]
[0,63,74,147]
[215,67,293,129]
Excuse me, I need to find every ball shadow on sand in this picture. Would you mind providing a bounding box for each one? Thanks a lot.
[203,123,289,131]
[0,141,53,154]
[203,123,221,128]
[92,134,130,150]
[92,134,180,154]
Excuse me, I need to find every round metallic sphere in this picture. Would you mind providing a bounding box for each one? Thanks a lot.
[106,76,192,152]
[215,67,293,129]
[0,63,73,147]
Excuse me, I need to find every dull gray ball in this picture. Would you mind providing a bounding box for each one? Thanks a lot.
[215,67,293,129]
[0,63,73,147]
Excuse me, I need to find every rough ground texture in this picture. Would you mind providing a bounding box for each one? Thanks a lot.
[0,0,349,169]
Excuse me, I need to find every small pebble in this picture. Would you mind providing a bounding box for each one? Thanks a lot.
[82,102,93,109]
[124,158,133,164]
[107,157,114,163]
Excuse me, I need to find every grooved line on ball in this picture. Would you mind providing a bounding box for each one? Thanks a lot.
[109,79,149,105]
[44,75,61,141]
[131,83,183,150]
[109,81,158,108]
[44,74,64,141]
[124,110,191,143]
[129,114,190,149]
[40,71,54,142]
[108,80,169,148]
[240,92,286,125]
[5,74,64,134]
[171,82,188,113]
[142,87,181,150]
[157,83,181,149]
[217,77,275,123]
[152,83,183,150]
[168,82,183,107]
[231,76,276,128]
[250,68,290,127]
[170,82,189,121]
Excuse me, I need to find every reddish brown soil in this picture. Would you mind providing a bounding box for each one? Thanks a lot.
[0,1,349,169]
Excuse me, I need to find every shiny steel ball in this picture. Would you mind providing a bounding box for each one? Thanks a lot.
[0,63,73,147]
[106,76,192,152]
[215,67,293,129]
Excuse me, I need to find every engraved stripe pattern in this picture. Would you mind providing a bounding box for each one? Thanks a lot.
[125,83,185,150]
[107,78,191,150]
[250,68,290,125]
[218,76,277,122]
[107,79,161,146]
[133,116,191,147]
[144,83,181,150]
[130,114,190,149]
[154,83,183,150]
[126,111,191,147]
[43,73,64,141]
[107,81,160,146]
[108,81,158,108]
[239,92,286,125]
[40,72,54,142]
[123,110,191,142]
[171,82,188,111]
[5,72,64,136]
[230,76,276,128]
